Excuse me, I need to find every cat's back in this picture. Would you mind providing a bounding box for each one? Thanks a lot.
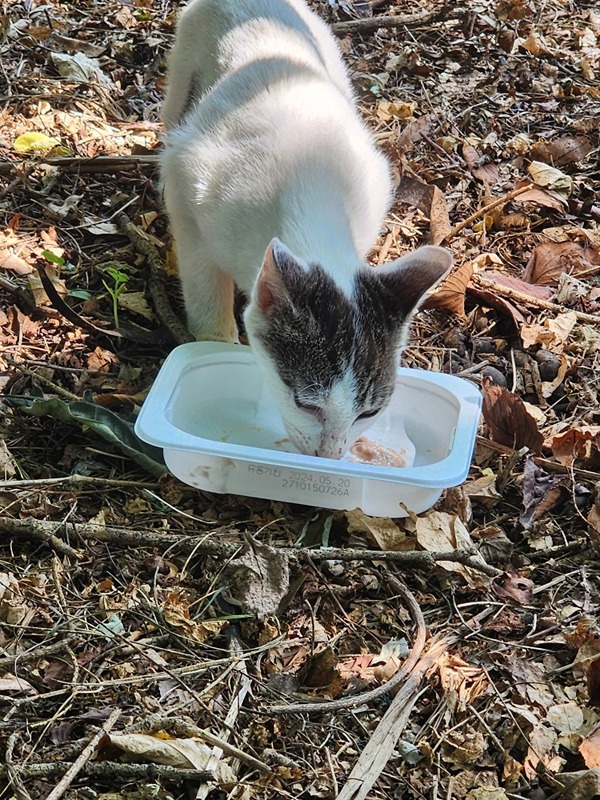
[162,0,352,128]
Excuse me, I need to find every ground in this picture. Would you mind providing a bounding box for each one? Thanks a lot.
[0,1,600,799]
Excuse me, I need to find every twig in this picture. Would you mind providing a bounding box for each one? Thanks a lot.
[0,762,212,781]
[125,714,269,776]
[0,165,35,200]
[331,8,442,34]
[35,261,160,345]
[117,213,195,345]
[5,732,32,800]
[337,634,453,800]
[470,272,600,325]
[4,355,80,401]
[0,637,78,674]
[446,183,535,240]
[0,517,501,576]
[44,708,121,800]
[270,576,426,713]
[43,155,159,172]
[0,475,158,490]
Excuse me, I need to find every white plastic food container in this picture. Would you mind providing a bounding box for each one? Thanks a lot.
[135,342,482,517]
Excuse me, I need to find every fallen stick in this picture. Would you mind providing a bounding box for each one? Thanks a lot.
[270,575,426,714]
[44,709,121,800]
[1,762,212,782]
[117,213,195,345]
[337,634,453,800]
[446,183,535,240]
[331,8,440,34]
[337,607,495,800]
[470,272,600,325]
[0,517,500,576]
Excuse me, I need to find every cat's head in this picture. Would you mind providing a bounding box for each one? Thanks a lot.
[244,239,452,458]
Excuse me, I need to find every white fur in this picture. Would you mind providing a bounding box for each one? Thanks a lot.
[161,0,392,328]
[161,0,449,457]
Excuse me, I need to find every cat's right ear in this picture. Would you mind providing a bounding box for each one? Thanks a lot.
[254,238,300,314]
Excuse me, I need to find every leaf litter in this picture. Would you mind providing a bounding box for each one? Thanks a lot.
[0,0,599,798]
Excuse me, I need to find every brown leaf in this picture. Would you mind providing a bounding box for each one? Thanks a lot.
[301,647,343,695]
[395,175,451,245]
[520,312,578,353]
[485,271,554,300]
[481,378,544,452]
[482,608,527,636]
[512,181,567,212]
[523,241,600,286]
[588,658,600,707]
[580,728,600,769]
[492,566,534,605]
[520,455,570,529]
[467,284,527,327]
[425,260,474,316]
[495,0,535,19]
[462,143,499,185]
[530,136,593,168]
[551,427,600,468]
[0,249,32,275]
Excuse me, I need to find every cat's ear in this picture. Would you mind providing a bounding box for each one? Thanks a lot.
[379,245,452,316]
[254,238,301,314]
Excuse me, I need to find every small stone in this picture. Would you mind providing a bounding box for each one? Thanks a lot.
[481,366,507,387]
[535,349,561,382]
[473,337,495,354]
[443,327,468,357]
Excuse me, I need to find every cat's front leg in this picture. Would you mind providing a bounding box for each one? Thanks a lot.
[180,258,238,343]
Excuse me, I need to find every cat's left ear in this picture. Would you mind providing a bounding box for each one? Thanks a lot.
[253,238,302,314]
[379,245,452,316]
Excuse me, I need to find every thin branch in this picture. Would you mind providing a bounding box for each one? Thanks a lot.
[44,709,121,800]
[471,272,600,325]
[270,576,426,713]
[0,517,500,576]
[331,8,442,35]
[446,183,535,240]
[117,213,195,345]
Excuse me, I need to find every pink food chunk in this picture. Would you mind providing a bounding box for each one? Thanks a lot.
[349,437,407,467]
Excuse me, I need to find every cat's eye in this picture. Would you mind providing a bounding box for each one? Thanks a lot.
[294,395,322,416]
[357,408,381,420]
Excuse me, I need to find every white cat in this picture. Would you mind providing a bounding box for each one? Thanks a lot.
[161,0,452,458]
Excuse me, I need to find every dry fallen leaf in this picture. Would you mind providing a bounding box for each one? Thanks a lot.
[415,511,491,586]
[520,455,569,529]
[528,160,573,194]
[551,426,600,468]
[579,728,600,769]
[523,241,600,286]
[109,733,235,783]
[425,260,474,316]
[530,136,593,167]
[221,535,290,618]
[395,175,451,245]
[462,143,499,185]
[345,509,413,551]
[520,312,578,353]
[492,566,534,605]
[524,723,559,779]
[481,378,543,452]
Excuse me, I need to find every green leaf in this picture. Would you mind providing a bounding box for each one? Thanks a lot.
[42,250,65,266]
[9,397,167,478]
[68,289,93,300]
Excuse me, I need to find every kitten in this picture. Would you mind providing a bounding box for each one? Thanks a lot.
[161,0,452,458]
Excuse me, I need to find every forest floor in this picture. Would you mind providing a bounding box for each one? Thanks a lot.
[0,0,599,798]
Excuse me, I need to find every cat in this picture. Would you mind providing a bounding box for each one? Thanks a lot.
[160,0,452,459]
